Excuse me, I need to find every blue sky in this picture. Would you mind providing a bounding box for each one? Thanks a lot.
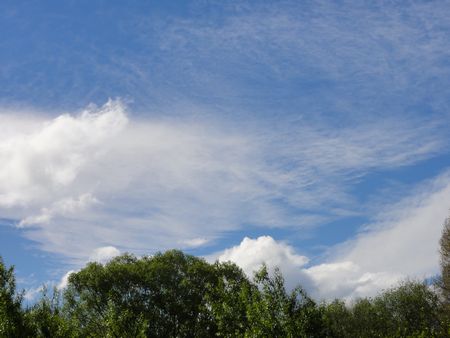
[1,0,450,300]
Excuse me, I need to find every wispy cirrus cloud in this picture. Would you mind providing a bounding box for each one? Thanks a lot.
[2,1,450,118]
[148,1,450,118]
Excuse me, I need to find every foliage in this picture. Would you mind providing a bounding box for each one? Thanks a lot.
[321,299,353,337]
[26,287,76,337]
[63,250,252,337]
[440,216,450,304]
[244,265,324,337]
[205,261,252,337]
[0,244,450,337]
[0,257,32,337]
[321,281,447,338]
[374,281,443,336]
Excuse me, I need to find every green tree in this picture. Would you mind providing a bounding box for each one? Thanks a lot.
[321,281,445,338]
[321,299,352,337]
[244,265,324,337]
[205,261,252,337]
[374,281,443,337]
[26,287,75,337]
[63,250,252,337]
[351,297,388,337]
[4,248,449,337]
[440,216,450,304]
[0,257,32,337]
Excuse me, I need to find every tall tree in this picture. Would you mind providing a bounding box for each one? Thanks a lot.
[27,287,75,338]
[63,250,252,337]
[244,265,324,337]
[0,258,31,337]
[440,216,450,304]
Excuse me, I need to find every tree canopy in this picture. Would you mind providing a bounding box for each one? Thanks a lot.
[0,241,449,337]
[440,216,450,304]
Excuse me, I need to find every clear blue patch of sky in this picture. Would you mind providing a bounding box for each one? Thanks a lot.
[0,219,63,291]
[351,152,450,204]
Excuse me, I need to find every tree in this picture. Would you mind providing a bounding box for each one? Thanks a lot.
[0,257,31,337]
[63,250,252,337]
[440,216,450,304]
[321,299,353,337]
[320,281,446,338]
[26,287,75,337]
[373,281,443,337]
[244,265,324,337]
[2,248,450,337]
[205,261,252,337]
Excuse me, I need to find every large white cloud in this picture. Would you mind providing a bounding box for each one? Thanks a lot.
[211,235,400,300]
[0,101,127,208]
[0,100,446,267]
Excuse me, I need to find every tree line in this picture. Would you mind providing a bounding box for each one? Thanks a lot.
[1,217,450,337]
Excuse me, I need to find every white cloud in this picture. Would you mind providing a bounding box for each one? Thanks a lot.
[0,100,446,267]
[57,270,76,290]
[0,99,127,208]
[304,262,402,301]
[212,236,311,290]
[89,246,121,264]
[323,171,450,290]
[19,193,99,227]
[180,238,210,248]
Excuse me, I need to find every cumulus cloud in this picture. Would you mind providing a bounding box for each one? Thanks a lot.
[211,236,384,299]
[0,100,127,208]
[213,171,450,300]
[89,246,121,264]
[212,236,311,290]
